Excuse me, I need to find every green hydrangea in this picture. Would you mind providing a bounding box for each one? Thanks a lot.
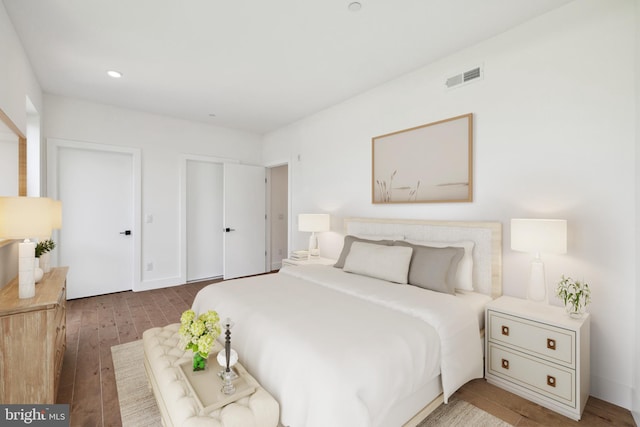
[178,309,222,358]
[180,309,195,325]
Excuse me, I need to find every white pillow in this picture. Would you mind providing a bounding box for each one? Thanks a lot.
[406,240,475,290]
[343,242,413,284]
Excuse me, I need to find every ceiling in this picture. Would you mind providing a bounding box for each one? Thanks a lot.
[3,0,573,134]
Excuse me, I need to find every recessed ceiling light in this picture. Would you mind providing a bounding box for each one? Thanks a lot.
[107,70,122,78]
[348,2,362,12]
[208,113,216,118]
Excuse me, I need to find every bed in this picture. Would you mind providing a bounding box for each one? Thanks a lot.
[192,218,502,427]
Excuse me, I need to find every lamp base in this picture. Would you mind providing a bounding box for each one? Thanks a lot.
[308,232,320,259]
[527,258,547,303]
[18,240,36,299]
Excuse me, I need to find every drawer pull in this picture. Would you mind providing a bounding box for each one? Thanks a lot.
[501,358,509,370]
[547,338,556,350]
[547,375,556,387]
[501,325,509,336]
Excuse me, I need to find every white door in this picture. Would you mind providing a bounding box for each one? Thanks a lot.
[186,160,223,281]
[223,163,266,279]
[57,145,136,299]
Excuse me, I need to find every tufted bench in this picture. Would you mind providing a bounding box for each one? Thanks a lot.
[143,323,280,427]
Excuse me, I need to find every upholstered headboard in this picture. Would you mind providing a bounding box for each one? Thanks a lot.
[343,218,502,298]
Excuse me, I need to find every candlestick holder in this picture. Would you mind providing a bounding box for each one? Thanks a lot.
[220,318,236,395]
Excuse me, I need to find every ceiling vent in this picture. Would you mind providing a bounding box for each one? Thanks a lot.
[445,65,483,89]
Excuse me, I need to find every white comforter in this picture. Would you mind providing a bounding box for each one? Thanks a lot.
[192,265,483,427]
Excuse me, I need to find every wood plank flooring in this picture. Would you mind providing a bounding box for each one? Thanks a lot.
[56,280,636,427]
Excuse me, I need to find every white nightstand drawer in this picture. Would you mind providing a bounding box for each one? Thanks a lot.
[488,310,575,367]
[488,343,575,407]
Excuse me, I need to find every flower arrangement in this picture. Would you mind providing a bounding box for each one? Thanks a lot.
[179,309,221,370]
[35,239,56,258]
[555,275,591,318]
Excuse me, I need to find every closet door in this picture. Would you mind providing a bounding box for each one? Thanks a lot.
[186,160,223,281]
[223,163,266,279]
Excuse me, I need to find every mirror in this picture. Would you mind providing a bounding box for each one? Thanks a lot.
[0,108,26,197]
[0,108,26,247]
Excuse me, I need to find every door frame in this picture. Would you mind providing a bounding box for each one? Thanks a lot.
[265,160,291,271]
[47,138,142,288]
[179,154,239,284]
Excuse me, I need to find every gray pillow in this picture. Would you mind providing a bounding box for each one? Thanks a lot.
[393,241,464,294]
[334,235,394,268]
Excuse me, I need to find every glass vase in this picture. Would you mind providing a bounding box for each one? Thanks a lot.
[566,304,585,319]
[192,352,207,371]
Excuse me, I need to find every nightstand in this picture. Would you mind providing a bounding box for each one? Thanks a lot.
[281,257,336,267]
[485,296,590,420]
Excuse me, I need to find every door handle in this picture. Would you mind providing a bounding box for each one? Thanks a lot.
[120,230,132,236]
[224,228,236,233]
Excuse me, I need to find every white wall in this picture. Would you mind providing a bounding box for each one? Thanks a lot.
[264,0,636,410]
[44,95,263,290]
[0,2,43,288]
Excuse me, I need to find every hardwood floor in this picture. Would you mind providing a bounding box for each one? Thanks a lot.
[56,279,214,426]
[56,281,636,427]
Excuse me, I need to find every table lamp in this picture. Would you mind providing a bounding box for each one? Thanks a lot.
[511,218,567,303]
[298,214,330,259]
[0,197,54,298]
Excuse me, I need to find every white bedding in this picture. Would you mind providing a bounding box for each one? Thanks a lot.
[455,289,493,329]
[192,265,483,427]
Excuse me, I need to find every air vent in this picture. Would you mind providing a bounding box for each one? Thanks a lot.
[445,65,483,89]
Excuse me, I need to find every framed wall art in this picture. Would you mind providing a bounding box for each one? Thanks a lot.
[372,113,473,204]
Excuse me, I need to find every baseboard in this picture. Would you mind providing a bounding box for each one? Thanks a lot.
[591,373,633,410]
[135,276,185,292]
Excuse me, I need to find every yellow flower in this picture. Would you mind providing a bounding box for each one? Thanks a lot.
[179,309,221,353]
[197,335,214,357]
[181,309,195,325]
[189,319,206,337]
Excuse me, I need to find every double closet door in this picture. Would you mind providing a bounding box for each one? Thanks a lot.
[186,161,266,281]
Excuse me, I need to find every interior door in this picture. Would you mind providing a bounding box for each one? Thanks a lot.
[223,163,266,279]
[186,160,223,281]
[57,145,135,299]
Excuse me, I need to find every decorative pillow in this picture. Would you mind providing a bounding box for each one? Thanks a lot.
[334,235,394,268]
[406,240,475,290]
[394,241,464,294]
[343,242,413,284]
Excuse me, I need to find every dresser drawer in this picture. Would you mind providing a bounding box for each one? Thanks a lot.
[488,343,575,407]
[488,310,575,367]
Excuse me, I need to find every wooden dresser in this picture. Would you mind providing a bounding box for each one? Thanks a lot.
[0,267,68,404]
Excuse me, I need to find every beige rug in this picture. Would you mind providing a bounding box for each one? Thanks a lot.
[111,340,162,427]
[112,340,512,427]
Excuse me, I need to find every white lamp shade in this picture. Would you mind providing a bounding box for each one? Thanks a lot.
[511,218,567,254]
[51,199,63,229]
[298,214,330,232]
[0,197,54,239]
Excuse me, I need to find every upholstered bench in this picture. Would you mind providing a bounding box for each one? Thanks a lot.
[143,323,280,427]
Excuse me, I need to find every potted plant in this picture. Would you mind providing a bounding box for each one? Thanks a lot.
[555,275,591,318]
[179,309,221,371]
[35,239,56,274]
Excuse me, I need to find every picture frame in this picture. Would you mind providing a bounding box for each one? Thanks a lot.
[372,113,473,204]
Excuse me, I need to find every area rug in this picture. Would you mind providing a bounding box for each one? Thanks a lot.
[111,340,161,427]
[112,340,512,427]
